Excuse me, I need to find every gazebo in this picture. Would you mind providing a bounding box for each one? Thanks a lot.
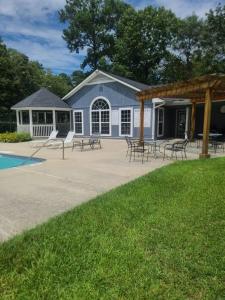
[137,74,225,158]
[11,88,72,137]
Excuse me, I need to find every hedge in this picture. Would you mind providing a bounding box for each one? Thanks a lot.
[0,132,31,143]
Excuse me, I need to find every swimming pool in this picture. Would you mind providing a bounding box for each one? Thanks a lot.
[0,153,44,170]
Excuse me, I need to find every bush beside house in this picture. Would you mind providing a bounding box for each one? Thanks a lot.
[0,132,31,143]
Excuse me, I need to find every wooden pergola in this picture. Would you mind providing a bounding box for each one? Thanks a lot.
[137,74,225,158]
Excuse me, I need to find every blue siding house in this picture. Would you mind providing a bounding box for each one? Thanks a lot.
[13,70,196,140]
[63,69,154,139]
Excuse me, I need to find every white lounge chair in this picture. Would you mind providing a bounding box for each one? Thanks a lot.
[31,130,58,148]
[47,131,75,148]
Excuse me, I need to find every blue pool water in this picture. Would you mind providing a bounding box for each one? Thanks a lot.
[0,153,44,170]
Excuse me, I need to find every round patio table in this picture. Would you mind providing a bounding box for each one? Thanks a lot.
[197,133,223,149]
[198,133,222,138]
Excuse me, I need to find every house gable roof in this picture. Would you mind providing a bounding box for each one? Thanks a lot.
[11,88,70,110]
[63,69,150,100]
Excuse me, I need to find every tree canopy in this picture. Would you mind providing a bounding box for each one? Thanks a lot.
[60,2,225,84]
[59,0,130,69]
[0,41,73,111]
[1,2,225,113]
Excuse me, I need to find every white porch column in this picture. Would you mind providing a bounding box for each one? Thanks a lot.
[53,110,56,130]
[185,107,190,139]
[29,109,33,137]
[152,102,156,140]
[16,110,19,127]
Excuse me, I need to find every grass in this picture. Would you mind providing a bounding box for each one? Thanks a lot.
[0,158,225,299]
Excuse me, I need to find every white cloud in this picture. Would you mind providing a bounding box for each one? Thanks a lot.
[0,0,65,20]
[5,38,82,73]
[156,0,221,18]
[127,0,222,17]
[1,19,63,45]
[0,0,83,74]
[0,0,223,74]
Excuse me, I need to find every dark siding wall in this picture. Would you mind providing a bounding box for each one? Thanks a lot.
[195,101,225,135]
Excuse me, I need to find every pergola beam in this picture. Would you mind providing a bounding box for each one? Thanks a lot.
[138,80,220,101]
[137,74,225,159]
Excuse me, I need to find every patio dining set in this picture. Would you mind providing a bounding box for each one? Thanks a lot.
[126,131,225,163]
[195,132,225,153]
[125,136,189,163]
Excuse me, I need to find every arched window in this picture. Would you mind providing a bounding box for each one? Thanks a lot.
[91,98,111,135]
[92,99,109,110]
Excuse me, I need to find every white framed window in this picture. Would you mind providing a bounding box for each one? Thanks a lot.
[157,107,164,137]
[74,110,84,135]
[119,107,133,137]
[90,97,111,136]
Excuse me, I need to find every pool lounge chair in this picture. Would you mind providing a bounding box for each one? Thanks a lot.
[31,130,58,148]
[47,131,75,148]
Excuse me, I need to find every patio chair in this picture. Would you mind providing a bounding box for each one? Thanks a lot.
[31,130,58,148]
[210,136,225,153]
[129,140,150,164]
[125,136,139,157]
[163,139,188,160]
[47,131,75,148]
[89,134,102,149]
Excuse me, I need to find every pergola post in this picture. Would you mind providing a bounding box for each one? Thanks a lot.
[190,101,196,141]
[139,99,144,142]
[200,88,212,159]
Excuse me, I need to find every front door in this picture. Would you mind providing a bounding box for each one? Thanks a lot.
[176,109,186,138]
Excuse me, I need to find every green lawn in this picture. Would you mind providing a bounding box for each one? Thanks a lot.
[1,159,225,299]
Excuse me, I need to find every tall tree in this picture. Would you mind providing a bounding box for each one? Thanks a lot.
[113,6,178,84]
[199,4,225,74]
[59,0,130,70]
[41,70,73,97]
[0,39,73,110]
[171,15,204,79]
[71,70,89,86]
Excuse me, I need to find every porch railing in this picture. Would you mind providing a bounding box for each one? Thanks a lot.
[33,125,54,137]
[17,124,70,137]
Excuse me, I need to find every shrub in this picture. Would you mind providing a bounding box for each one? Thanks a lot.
[0,132,31,143]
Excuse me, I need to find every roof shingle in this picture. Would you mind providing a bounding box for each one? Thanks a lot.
[11,88,70,109]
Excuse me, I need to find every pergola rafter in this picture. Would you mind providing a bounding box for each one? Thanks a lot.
[137,74,225,158]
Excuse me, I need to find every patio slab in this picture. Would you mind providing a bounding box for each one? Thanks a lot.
[0,139,199,242]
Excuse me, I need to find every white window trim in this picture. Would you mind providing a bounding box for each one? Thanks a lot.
[90,96,111,136]
[157,107,165,137]
[119,107,133,137]
[74,110,84,135]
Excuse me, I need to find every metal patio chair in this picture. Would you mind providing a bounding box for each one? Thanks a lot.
[163,139,188,160]
[129,140,150,164]
[209,135,225,153]
[125,136,139,157]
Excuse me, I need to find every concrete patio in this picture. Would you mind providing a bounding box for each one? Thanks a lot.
[0,139,172,242]
[1,138,223,242]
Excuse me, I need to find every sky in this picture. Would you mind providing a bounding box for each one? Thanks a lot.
[0,0,223,75]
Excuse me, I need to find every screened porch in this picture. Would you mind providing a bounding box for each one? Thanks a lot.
[11,88,72,138]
